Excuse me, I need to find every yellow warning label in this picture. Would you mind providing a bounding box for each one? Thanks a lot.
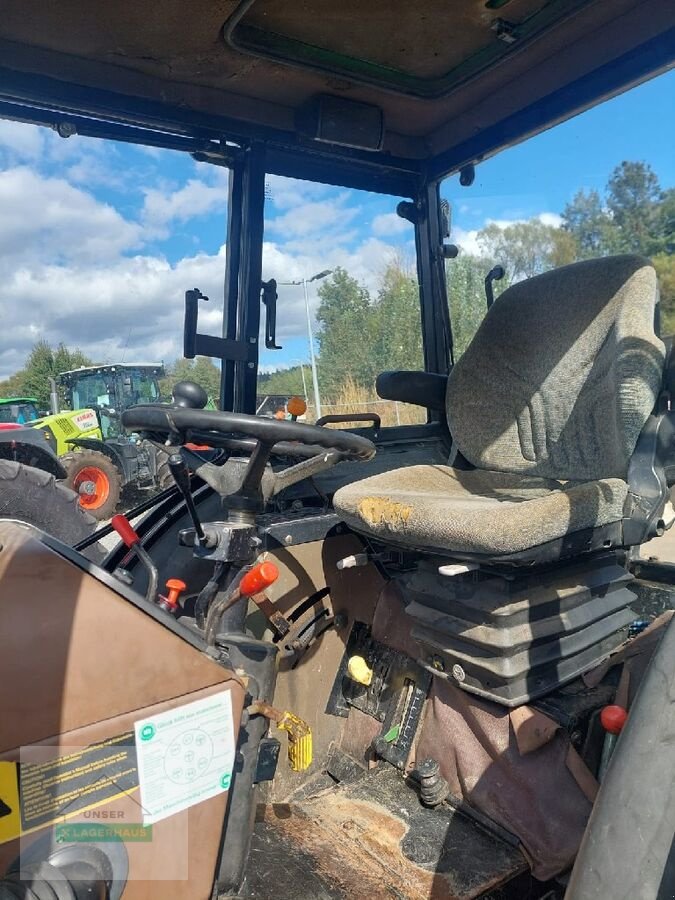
[0,762,20,845]
[0,732,138,845]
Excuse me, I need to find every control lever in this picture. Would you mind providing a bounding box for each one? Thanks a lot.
[168,452,209,547]
[598,704,628,781]
[172,380,208,409]
[157,578,187,615]
[111,514,158,603]
[204,561,280,644]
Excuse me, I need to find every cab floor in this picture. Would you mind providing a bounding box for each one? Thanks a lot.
[229,764,526,900]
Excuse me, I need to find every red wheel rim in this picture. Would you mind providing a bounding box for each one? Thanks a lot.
[73,466,110,510]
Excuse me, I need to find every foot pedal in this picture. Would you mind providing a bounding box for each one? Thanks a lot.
[248,702,313,772]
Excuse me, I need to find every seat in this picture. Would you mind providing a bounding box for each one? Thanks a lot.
[334,255,665,564]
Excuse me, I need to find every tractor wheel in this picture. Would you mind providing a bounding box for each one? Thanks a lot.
[155,448,175,490]
[62,450,122,521]
[0,458,96,545]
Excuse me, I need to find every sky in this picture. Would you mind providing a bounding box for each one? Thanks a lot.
[0,68,673,381]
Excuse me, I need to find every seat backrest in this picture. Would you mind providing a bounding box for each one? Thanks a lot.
[446,255,664,481]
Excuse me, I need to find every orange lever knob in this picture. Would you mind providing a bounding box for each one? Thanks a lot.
[164,578,187,610]
[600,705,628,735]
[240,562,279,597]
[111,514,140,548]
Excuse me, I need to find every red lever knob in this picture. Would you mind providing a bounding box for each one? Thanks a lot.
[600,705,628,735]
[240,562,279,597]
[164,578,187,611]
[111,514,140,548]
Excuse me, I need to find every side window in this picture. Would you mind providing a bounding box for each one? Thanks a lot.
[258,176,426,426]
[444,68,674,357]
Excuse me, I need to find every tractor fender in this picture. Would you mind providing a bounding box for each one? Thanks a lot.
[65,438,130,482]
[0,437,67,479]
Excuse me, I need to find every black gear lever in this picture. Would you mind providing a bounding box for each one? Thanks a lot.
[173,380,208,409]
[167,452,210,546]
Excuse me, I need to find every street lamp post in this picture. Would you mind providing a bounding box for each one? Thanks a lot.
[290,358,309,401]
[279,269,332,420]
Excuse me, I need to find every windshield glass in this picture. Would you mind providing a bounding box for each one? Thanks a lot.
[70,374,111,409]
[0,401,39,423]
[69,369,159,410]
[442,69,675,360]
[258,175,425,425]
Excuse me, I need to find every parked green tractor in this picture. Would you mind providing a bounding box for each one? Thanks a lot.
[32,363,173,519]
[0,397,41,425]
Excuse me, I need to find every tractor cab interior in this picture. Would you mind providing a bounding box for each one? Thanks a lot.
[0,2,674,899]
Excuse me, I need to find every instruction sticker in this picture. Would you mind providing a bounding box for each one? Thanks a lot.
[0,733,138,845]
[134,690,235,825]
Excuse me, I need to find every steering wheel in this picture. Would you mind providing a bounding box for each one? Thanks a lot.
[122,395,376,511]
[122,405,375,460]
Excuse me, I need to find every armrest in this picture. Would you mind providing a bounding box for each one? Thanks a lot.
[376,370,448,411]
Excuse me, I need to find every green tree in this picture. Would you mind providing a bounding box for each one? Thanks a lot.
[477,218,577,282]
[3,340,94,409]
[562,189,618,258]
[446,254,510,358]
[606,161,662,254]
[259,366,307,398]
[315,267,375,397]
[0,370,29,399]
[159,356,221,404]
[372,260,423,374]
[651,187,675,256]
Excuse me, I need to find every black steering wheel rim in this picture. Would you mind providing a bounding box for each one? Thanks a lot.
[122,405,376,461]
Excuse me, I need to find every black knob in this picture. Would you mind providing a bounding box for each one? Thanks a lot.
[172,381,208,409]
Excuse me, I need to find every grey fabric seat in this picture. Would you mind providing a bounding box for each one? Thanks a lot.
[333,255,665,561]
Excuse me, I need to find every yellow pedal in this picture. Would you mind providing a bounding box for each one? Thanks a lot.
[277,711,313,772]
[347,654,373,686]
[247,702,313,772]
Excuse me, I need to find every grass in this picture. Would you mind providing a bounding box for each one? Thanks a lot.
[304,376,426,427]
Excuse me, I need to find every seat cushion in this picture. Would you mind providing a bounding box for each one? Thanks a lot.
[333,466,628,556]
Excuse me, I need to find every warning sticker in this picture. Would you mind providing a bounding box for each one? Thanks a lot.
[0,733,138,845]
[134,691,235,825]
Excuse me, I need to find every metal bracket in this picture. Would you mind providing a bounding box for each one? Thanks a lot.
[183,287,253,362]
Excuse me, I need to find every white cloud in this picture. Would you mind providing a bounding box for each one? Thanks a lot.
[0,119,45,160]
[453,226,482,256]
[0,248,230,378]
[0,167,142,266]
[371,212,410,238]
[265,174,331,211]
[141,179,228,236]
[266,193,359,239]
[453,211,564,256]
[538,212,563,228]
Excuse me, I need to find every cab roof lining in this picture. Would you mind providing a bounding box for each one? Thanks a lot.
[0,0,672,182]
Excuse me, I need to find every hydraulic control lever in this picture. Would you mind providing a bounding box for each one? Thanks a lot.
[168,452,209,547]
[111,514,158,603]
[204,561,281,645]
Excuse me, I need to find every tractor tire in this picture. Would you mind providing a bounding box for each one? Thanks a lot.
[155,448,174,490]
[62,450,122,521]
[0,458,96,545]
